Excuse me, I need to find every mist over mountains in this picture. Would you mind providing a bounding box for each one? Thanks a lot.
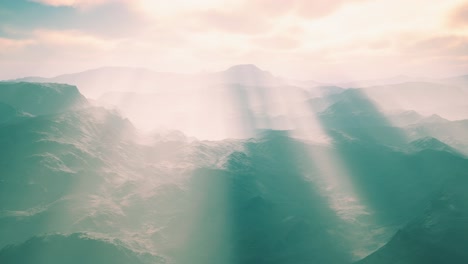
[1,65,468,264]
[10,65,468,140]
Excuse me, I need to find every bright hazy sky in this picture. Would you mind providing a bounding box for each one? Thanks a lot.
[1,0,468,81]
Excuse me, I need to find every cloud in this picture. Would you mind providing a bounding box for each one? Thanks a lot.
[250,33,302,50]
[33,29,116,49]
[404,34,468,58]
[186,9,274,35]
[0,37,35,54]
[1,0,467,81]
[293,0,363,19]
[0,29,116,61]
[29,0,121,8]
[447,2,468,28]
[20,0,368,40]
[178,0,366,36]
[1,0,148,38]
[243,0,364,20]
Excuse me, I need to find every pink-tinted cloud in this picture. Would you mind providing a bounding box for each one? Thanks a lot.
[246,0,363,19]
[294,0,362,19]
[448,2,468,28]
[186,9,273,35]
[404,35,468,58]
[30,0,123,8]
[251,34,302,50]
[185,0,366,35]
[0,38,35,54]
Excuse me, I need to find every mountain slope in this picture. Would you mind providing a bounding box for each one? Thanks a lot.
[2,80,468,264]
[0,233,161,264]
[356,172,468,264]
[0,82,87,115]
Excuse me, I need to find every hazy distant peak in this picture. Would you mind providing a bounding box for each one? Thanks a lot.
[225,64,264,73]
[223,64,274,78]
[421,114,449,123]
[398,110,420,117]
[56,66,157,77]
[221,64,278,86]
[338,75,431,88]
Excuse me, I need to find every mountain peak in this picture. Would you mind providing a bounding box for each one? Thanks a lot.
[226,64,264,73]
[409,137,457,154]
[222,64,276,84]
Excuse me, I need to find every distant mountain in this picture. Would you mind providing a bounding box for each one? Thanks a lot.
[309,81,468,119]
[312,85,468,154]
[403,119,468,155]
[9,65,303,99]
[68,65,344,138]
[350,82,468,120]
[337,75,432,88]
[437,74,468,90]
[387,110,425,126]
[215,64,277,85]
[12,67,188,98]
[14,67,468,138]
[387,111,449,127]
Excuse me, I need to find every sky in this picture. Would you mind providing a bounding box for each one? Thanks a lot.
[0,0,468,81]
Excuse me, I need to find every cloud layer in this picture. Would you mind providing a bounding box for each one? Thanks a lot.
[0,0,467,80]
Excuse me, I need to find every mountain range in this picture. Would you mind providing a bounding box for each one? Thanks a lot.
[1,66,468,263]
